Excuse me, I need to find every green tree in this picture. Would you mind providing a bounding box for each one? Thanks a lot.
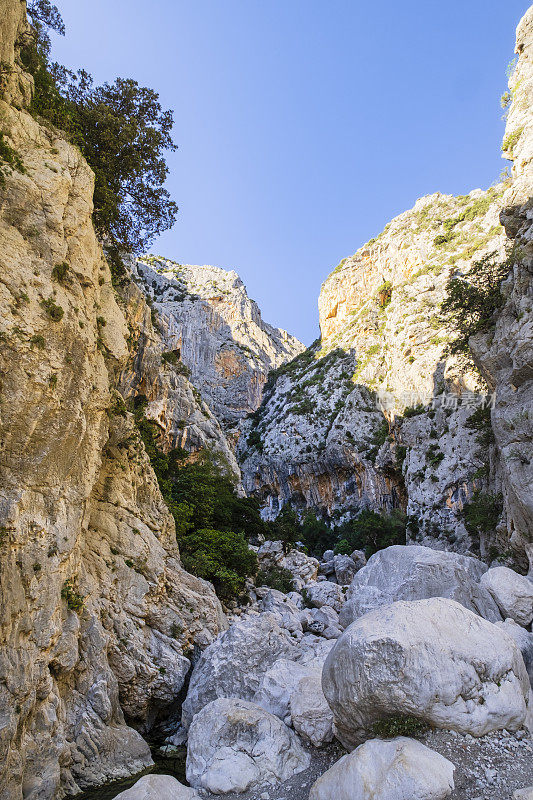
[179,528,258,601]
[21,4,178,272]
[268,505,301,551]
[334,510,406,557]
[439,251,513,354]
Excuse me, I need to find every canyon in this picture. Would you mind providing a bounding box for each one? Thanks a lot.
[0,1,532,799]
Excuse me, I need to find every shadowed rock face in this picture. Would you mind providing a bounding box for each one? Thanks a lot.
[239,9,533,566]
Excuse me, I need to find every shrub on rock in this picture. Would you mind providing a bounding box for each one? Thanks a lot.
[323,597,530,749]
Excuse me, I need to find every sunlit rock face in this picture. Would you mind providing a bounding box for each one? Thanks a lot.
[0,3,226,797]
[132,257,304,427]
[239,9,533,566]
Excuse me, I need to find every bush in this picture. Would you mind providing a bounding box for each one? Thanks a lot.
[61,578,84,612]
[372,715,428,739]
[179,528,257,601]
[51,261,69,282]
[0,132,26,188]
[41,298,64,321]
[439,251,513,353]
[462,491,503,543]
[256,565,294,593]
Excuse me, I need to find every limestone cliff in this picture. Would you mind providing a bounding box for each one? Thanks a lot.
[239,9,533,566]
[0,4,226,798]
[130,256,304,447]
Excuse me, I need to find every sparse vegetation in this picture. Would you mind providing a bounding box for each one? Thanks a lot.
[41,298,64,322]
[0,132,26,188]
[61,578,84,612]
[51,262,69,283]
[372,715,429,739]
[256,565,295,593]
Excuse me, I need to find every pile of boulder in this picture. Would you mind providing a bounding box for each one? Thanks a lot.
[120,542,533,800]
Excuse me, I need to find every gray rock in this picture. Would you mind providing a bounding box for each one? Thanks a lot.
[323,598,530,749]
[480,567,533,627]
[309,737,454,800]
[305,581,345,613]
[334,555,357,586]
[260,589,303,635]
[186,698,310,794]
[114,774,200,799]
[290,667,334,747]
[514,788,533,800]
[340,545,502,628]
[181,613,300,728]
[497,619,533,686]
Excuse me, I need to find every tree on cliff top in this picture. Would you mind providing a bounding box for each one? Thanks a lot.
[22,2,178,271]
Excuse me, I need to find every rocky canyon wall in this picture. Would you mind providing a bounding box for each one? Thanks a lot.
[239,8,533,566]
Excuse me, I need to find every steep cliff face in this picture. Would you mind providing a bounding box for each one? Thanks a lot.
[470,6,533,566]
[133,256,304,431]
[239,10,533,565]
[0,6,226,798]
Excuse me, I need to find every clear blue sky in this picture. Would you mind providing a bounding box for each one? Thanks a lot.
[51,1,529,345]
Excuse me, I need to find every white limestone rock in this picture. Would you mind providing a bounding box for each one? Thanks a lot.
[340,545,501,628]
[186,698,310,794]
[114,774,200,800]
[257,540,285,566]
[290,667,334,747]
[497,619,533,686]
[514,788,533,800]
[309,737,454,800]
[260,589,303,634]
[281,549,319,585]
[254,658,313,720]
[181,613,300,728]
[305,581,345,613]
[480,566,533,627]
[322,598,530,749]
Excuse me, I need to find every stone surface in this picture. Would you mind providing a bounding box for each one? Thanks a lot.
[186,698,310,793]
[334,555,358,586]
[323,598,530,749]
[260,589,303,634]
[305,581,345,613]
[514,789,533,800]
[181,613,300,728]
[114,774,200,800]
[339,545,502,628]
[480,567,533,627]
[309,737,454,800]
[290,667,334,747]
[133,257,303,427]
[497,620,533,686]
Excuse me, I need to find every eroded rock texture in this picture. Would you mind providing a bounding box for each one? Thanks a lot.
[0,4,226,796]
[239,8,533,564]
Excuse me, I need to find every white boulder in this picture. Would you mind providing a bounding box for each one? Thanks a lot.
[322,598,530,749]
[340,545,502,627]
[305,581,345,613]
[257,540,284,565]
[254,658,313,720]
[480,566,533,627]
[114,774,200,799]
[309,737,454,800]
[290,666,334,746]
[497,619,533,686]
[260,589,303,634]
[186,698,310,794]
[514,788,533,800]
[282,549,319,585]
[181,613,299,727]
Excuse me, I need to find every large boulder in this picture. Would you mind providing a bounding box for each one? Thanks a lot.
[260,589,303,634]
[309,737,454,800]
[497,620,533,686]
[282,549,319,586]
[181,613,300,728]
[322,598,530,749]
[114,774,200,799]
[334,555,358,586]
[186,698,310,794]
[290,667,334,746]
[257,540,284,565]
[340,545,502,628]
[305,581,345,613]
[254,658,334,747]
[480,567,533,627]
[254,658,313,720]
[302,606,342,639]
